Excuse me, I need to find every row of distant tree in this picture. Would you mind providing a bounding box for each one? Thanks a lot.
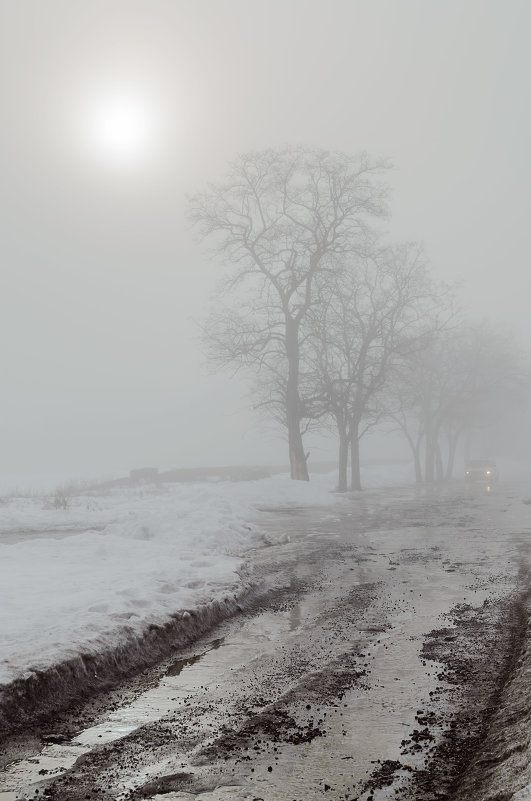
[188,146,527,490]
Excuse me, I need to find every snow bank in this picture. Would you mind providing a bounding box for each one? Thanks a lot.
[0,465,411,692]
[0,474,338,688]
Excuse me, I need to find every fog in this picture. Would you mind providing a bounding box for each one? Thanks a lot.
[1,0,530,490]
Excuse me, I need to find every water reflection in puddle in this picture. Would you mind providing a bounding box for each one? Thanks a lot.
[166,637,225,677]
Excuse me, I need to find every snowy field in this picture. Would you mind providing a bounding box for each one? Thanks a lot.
[0,465,414,687]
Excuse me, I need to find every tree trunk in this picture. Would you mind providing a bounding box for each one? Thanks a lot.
[287,391,309,480]
[423,400,436,483]
[425,429,435,483]
[349,422,362,491]
[286,318,309,481]
[445,431,459,480]
[413,442,423,483]
[337,424,349,492]
[463,429,472,465]
[435,442,444,482]
[401,425,423,483]
[424,417,439,484]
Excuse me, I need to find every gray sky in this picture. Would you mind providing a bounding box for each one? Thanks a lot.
[1,0,530,488]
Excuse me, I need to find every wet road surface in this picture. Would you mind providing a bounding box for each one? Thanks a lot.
[0,483,529,800]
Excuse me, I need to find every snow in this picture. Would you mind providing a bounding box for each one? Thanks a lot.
[0,466,411,687]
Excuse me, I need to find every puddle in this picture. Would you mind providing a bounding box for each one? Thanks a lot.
[166,638,225,676]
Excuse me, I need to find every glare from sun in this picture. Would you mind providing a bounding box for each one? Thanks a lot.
[82,88,159,167]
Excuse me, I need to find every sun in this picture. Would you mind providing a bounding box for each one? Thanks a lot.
[81,88,159,167]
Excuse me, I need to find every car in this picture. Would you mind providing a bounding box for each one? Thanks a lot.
[465,459,499,483]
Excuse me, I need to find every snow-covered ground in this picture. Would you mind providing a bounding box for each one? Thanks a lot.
[0,465,414,687]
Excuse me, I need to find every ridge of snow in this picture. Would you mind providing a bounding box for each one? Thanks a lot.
[0,466,413,686]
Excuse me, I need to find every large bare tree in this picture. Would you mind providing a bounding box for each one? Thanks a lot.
[188,147,389,479]
[306,244,436,491]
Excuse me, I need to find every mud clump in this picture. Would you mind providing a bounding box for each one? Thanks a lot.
[198,655,367,763]
[128,771,195,798]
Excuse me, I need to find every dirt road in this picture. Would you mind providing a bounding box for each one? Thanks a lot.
[0,484,529,800]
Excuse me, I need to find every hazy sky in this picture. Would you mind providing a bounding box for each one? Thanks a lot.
[1,0,530,488]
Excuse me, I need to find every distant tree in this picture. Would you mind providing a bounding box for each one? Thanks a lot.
[438,323,529,478]
[305,243,438,491]
[189,147,389,479]
[386,320,528,481]
[383,353,428,483]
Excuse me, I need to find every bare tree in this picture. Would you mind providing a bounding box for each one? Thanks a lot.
[305,243,436,491]
[188,147,389,479]
[383,357,427,483]
[439,323,529,478]
[385,326,451,483]
[386,321,528,481]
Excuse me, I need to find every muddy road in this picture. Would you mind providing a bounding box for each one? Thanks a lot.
[0,484,529,801]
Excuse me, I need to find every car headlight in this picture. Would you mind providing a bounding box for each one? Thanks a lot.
[486,470,491,475]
